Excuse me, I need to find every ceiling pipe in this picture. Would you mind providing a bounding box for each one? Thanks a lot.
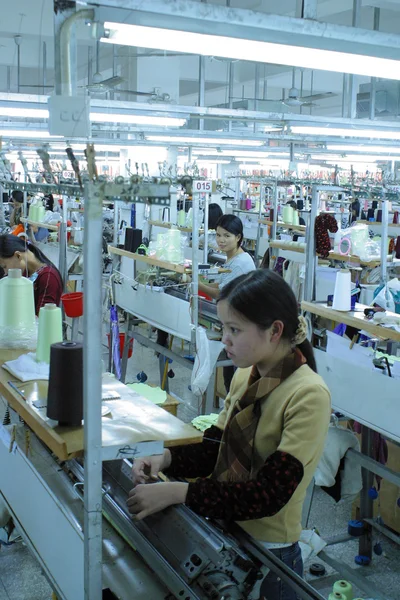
[14,36,21,93]
[59,8,95,96]
[370,8,380,120]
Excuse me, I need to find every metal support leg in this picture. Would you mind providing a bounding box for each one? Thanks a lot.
[83,182,103,600]
[359,425,375,558]
[203,365,216,415]
[121,313,134,383]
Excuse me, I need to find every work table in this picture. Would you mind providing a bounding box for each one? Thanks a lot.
[0,349,202,461]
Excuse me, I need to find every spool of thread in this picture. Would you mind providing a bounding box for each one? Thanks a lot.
[282,205,294,224]
[0,269,35,330]
[372,200,378,210]
[292,211,300,226]
[245,198,252,210]
[36,304,63,364]
[333,580,353,600]
[320,200,327,212]
[395,236,400,260]
[124,228,142,253]
[47,341,83,427]
[367,208,375,221]
[376,209,382,223]
[36,205,45,222]
[328,594,346,600]
[167,228,182,262]
[177,210,186,227]
[332,270,351,311]
[393,211,399,224]
[28,203,39,221]
[269,208,274,222]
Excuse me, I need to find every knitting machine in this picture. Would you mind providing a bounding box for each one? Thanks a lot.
[66,457,324,600]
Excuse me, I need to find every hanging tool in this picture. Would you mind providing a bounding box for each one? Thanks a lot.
[37,146,56,183]
[65,146,83,189]
[85,144,98,181]
[17,151,32,183]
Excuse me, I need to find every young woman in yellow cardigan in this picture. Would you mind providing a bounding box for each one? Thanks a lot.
[128,269,331,600]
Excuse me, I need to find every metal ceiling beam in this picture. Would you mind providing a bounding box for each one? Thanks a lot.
[90,0,400,60]
[2,93,400,133]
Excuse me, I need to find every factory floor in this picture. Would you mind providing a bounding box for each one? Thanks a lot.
[0,335,398,600]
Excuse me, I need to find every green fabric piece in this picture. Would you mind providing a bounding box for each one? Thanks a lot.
[191,413,219,432]
[127,383,167,405]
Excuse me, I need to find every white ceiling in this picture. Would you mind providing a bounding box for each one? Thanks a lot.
[0,0,400,121]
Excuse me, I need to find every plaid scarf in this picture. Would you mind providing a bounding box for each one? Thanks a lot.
[213,349,306,483]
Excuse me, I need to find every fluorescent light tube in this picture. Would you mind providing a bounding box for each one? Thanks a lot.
[0,107,48,119]
[311,154,400,162]
[90,113,186,126]
[147,135,264,146]
[327,144,400,153]
[292,127,400,140]
[102,22,400,80]
[195,159,231,164]
[0,129,62,139]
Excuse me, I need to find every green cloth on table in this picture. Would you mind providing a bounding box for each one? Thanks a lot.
[191,413,219,432]
[127,383,167,405]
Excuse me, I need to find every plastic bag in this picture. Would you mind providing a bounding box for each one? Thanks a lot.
[373,278,400,312]
[358,240,380,262]
[191,326,224,396]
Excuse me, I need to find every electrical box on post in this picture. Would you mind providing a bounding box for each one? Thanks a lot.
[48,95,90,138]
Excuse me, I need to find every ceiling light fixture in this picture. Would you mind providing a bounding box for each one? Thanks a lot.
[101,22,400,80]
[327,144,400,153]
[291,126,400,140]
[0,129,62,139]
[0,107,48,119]
[90,113,186,126]
[147,135,264,146]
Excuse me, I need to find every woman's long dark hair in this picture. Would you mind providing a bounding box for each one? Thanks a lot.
[0,234,61,277]
[216,214,244,248]
[218,269,317,372]
[208,203,223,230]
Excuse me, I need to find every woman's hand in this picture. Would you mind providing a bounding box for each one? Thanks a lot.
[131,450,171,486]
[127,481,188,520]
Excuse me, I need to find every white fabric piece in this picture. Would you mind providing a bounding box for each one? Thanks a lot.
[299,529,327,561]
[314,425,362,502]
[2,352,49,382]
[191,326,224,397]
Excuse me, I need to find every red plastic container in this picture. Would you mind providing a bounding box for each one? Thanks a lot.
[61,292,84,317]
[107,333,134,359]
[199,290,212,302]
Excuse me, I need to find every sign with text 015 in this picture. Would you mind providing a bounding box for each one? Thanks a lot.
[193,180,213,193]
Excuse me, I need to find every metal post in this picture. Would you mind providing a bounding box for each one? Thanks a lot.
[380,194,388,285]
[203,193,209,265]
[348,0,361,119]
[191,191,200,346]
[113,200,119,246]
[255,179,265,265]
[88,46,93,86]
[83,181,103,600]
[359,426,374,558]
[188,146,193,164]
[271,182,278,241]
[254,63,261,133]
[42,42,47,94]
[7,66,11,93]
[228,61,234,132]
[15,36,21,93]
[303,185,319,302]
[369,8,380,120]
[301,0,317,20]
[198,56,205,131]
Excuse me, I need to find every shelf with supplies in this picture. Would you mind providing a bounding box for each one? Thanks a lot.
[269,240,306,254]
[148,220,204,234]
[108,245,230,275]
[259,219,306,233]
[327,251,382,269]
[301,301,400,343]
[20,218,60,232]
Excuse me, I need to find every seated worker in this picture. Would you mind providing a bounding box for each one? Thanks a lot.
[9,190,24,229]
[199,202,223,251]
[198,214,255,301]
[0,234,63,315]
[129,269,331,600]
